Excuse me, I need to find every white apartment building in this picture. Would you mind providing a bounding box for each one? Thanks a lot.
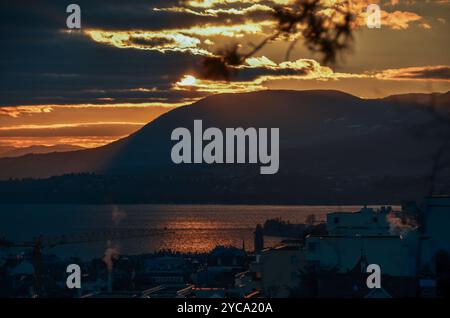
[305,206,418,277]
[326,206,391,236]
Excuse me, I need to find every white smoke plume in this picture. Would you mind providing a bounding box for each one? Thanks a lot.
[387,213,418,237]
[111,206,126,226]
[102,240,120,272]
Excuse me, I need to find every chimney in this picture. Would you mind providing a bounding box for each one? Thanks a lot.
[107,271,113,293]
[254,224,264,253]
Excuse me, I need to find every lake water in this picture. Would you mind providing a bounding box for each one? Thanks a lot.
[0,204,392,259]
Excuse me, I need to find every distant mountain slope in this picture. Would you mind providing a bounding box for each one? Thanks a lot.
[0,145,85,158]
[382,91,450,108]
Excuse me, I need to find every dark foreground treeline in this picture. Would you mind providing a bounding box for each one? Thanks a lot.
[0,170,446,204]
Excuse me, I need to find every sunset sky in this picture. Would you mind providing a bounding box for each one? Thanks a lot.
[1,0,449,151]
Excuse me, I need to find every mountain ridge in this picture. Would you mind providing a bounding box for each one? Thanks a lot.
[0,89,449,179]
[0,89,448,203]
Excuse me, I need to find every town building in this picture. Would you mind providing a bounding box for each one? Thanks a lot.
[326,206,391,236]
[260,243,303,297]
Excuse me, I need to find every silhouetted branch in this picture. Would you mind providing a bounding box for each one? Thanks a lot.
[199,0,354,80]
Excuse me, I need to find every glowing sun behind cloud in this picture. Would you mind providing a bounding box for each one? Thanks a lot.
[177,75,198,87]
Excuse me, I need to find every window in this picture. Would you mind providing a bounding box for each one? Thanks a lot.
[334,216,340,224]
[373,217,378,223]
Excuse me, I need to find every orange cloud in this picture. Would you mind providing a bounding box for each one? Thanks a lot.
[375,65,450,81]
[174,58,366,93]
[0,106,54,118]
[381,10,423,29]
[154,3,273,17]
[84,22,272,56]
[184,0,293,8]
[180,0,428,30]
[0,103,186,148]
[0,122,146,132]
[0,137,121,149]
[174,62,450,98]
[0,102,186,118]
